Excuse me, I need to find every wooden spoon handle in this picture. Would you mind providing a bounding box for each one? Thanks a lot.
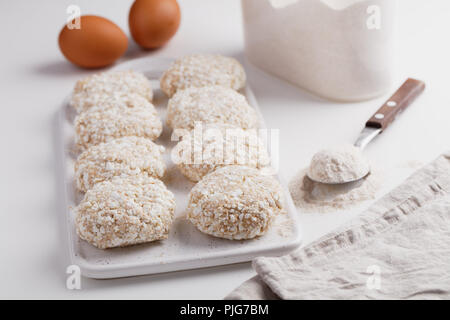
[366,78,425,131]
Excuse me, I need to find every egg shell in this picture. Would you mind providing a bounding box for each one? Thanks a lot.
[129,0,181,49]
[58,15,128,69]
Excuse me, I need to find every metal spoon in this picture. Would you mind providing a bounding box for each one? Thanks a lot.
[307,78,426,185]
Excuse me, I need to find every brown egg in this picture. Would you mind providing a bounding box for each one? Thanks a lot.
[129,0,181,49]
[58,15,128,69]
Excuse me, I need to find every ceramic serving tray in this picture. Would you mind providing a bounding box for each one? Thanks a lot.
[57,56,302,279]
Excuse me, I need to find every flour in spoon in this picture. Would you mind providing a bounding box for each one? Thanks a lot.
[291,144,381,212]
[308,144,370,184]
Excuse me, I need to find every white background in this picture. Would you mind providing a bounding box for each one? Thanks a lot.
[0,0,449,299]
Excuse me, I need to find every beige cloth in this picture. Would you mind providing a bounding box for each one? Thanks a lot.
[226,152,450,300]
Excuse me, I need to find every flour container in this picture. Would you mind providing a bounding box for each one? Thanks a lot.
[241,0,398,101]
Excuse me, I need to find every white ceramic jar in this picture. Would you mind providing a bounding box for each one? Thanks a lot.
[241,0,398,102]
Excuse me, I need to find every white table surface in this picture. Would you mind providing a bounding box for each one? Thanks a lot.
[0,0,449,299]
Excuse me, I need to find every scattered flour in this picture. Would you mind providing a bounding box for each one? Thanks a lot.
[274,214,295,238]
[289,168,382,213]
[397,160,425,171]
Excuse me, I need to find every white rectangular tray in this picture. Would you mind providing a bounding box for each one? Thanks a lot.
[57,57,302,279]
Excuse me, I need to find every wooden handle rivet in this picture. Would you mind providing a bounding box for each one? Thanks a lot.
[387,101,397,107]
[365,78,425,131]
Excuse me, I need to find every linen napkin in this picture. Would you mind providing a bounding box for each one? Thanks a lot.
[226,152,450,300]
